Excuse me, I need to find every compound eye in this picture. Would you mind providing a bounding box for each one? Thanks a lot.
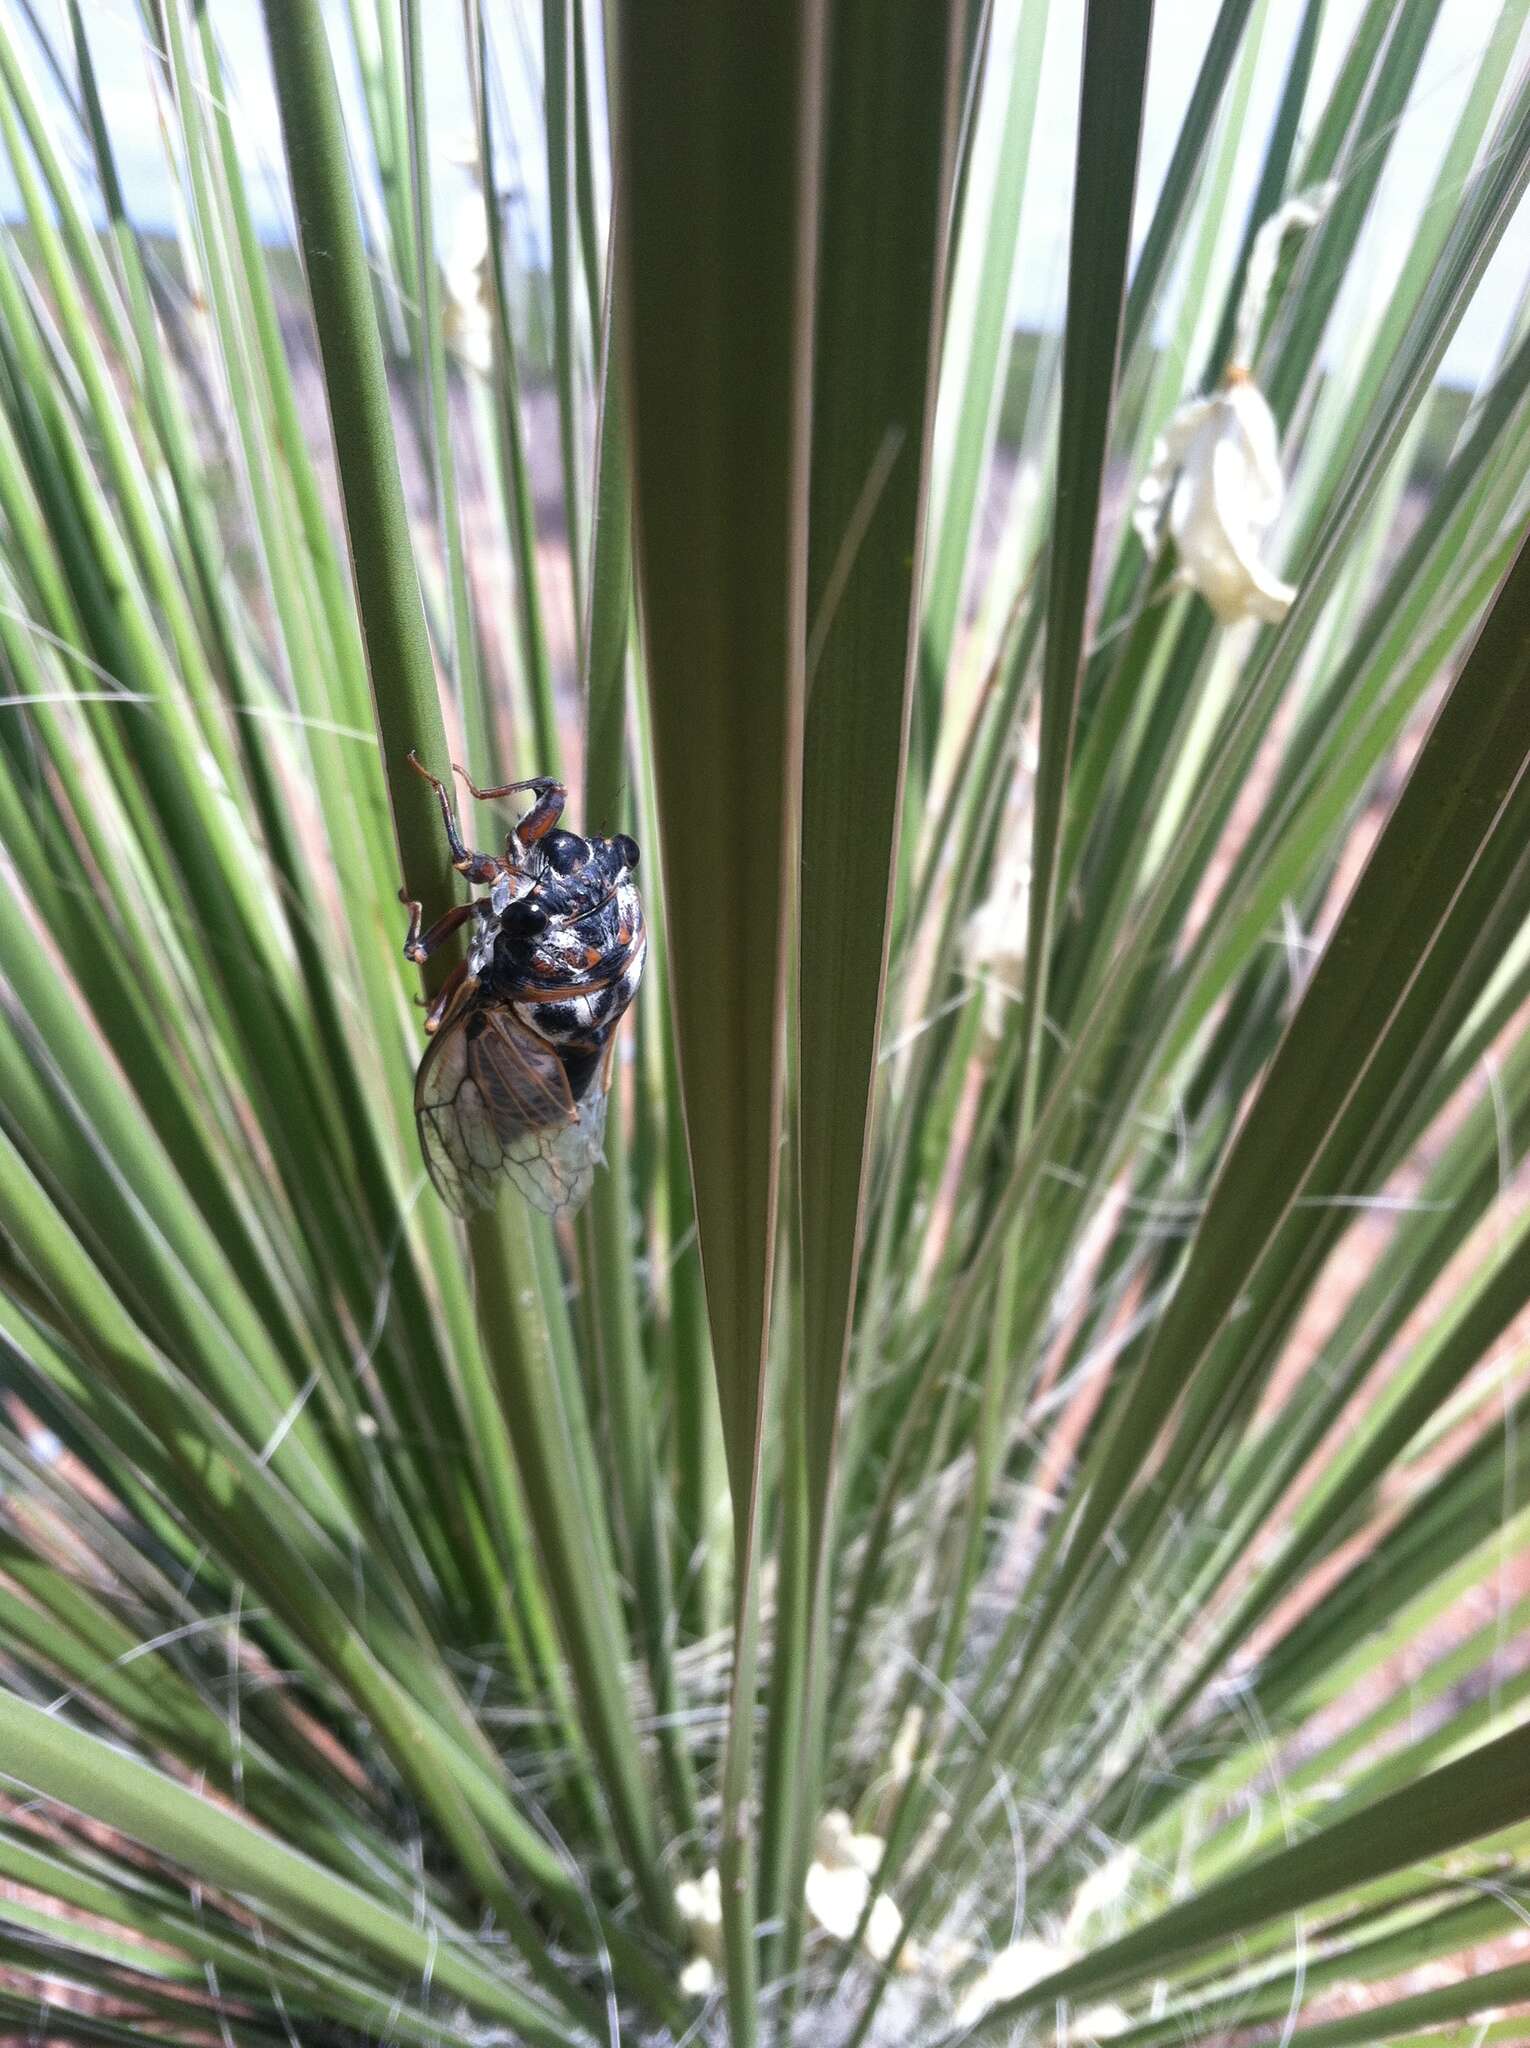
[503,897,548,938]
[614,834,640,872]
[543,830,587,875]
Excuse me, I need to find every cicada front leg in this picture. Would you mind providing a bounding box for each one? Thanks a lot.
[450,764,567,847]
[407,751,502,883]
[399,894,480,965]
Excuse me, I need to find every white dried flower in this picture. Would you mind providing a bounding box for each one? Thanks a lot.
[1134,182,1337,628]
[1134,370,1295,625]
[954,1937,1078,2027]
[803,1860,908,1967]
[813,1809,885,1877]
[805,1812,918,1969]
[674,1866,724,1966]
[442,191,493,375]
[1073,2003,1131,2041]
[677,1955,716,1998]
[1064,1846,1138,1936]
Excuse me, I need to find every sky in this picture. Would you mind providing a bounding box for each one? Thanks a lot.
[3,0,1527,386]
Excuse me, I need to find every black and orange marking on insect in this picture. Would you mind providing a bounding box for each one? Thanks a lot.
[399,756,645,1217]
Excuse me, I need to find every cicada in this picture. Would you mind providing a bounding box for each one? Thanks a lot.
[399,754,645,1217]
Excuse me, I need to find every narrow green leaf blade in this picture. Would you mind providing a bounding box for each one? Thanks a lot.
[799,0,968,1546]
[613,3,819,1549]
[1018,0,1155,1129]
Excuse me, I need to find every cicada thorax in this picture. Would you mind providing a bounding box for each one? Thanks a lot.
[484,831,647,1090]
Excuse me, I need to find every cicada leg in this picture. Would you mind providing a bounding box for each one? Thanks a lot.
[421,958,475,1035]
[407,751,502,883]
[399,893,480,964]
[450,763,567,846]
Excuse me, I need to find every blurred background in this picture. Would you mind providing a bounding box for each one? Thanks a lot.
[9,0,1524,721]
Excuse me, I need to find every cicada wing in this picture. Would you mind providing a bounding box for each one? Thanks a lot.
[537,1043,612,1216]
[413,1001,607,1218]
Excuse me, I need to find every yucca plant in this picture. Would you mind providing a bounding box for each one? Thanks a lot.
[1,0,1528,2041]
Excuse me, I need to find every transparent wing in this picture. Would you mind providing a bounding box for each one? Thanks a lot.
[540,1051,611,1217]
[414,1002,607,1217]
